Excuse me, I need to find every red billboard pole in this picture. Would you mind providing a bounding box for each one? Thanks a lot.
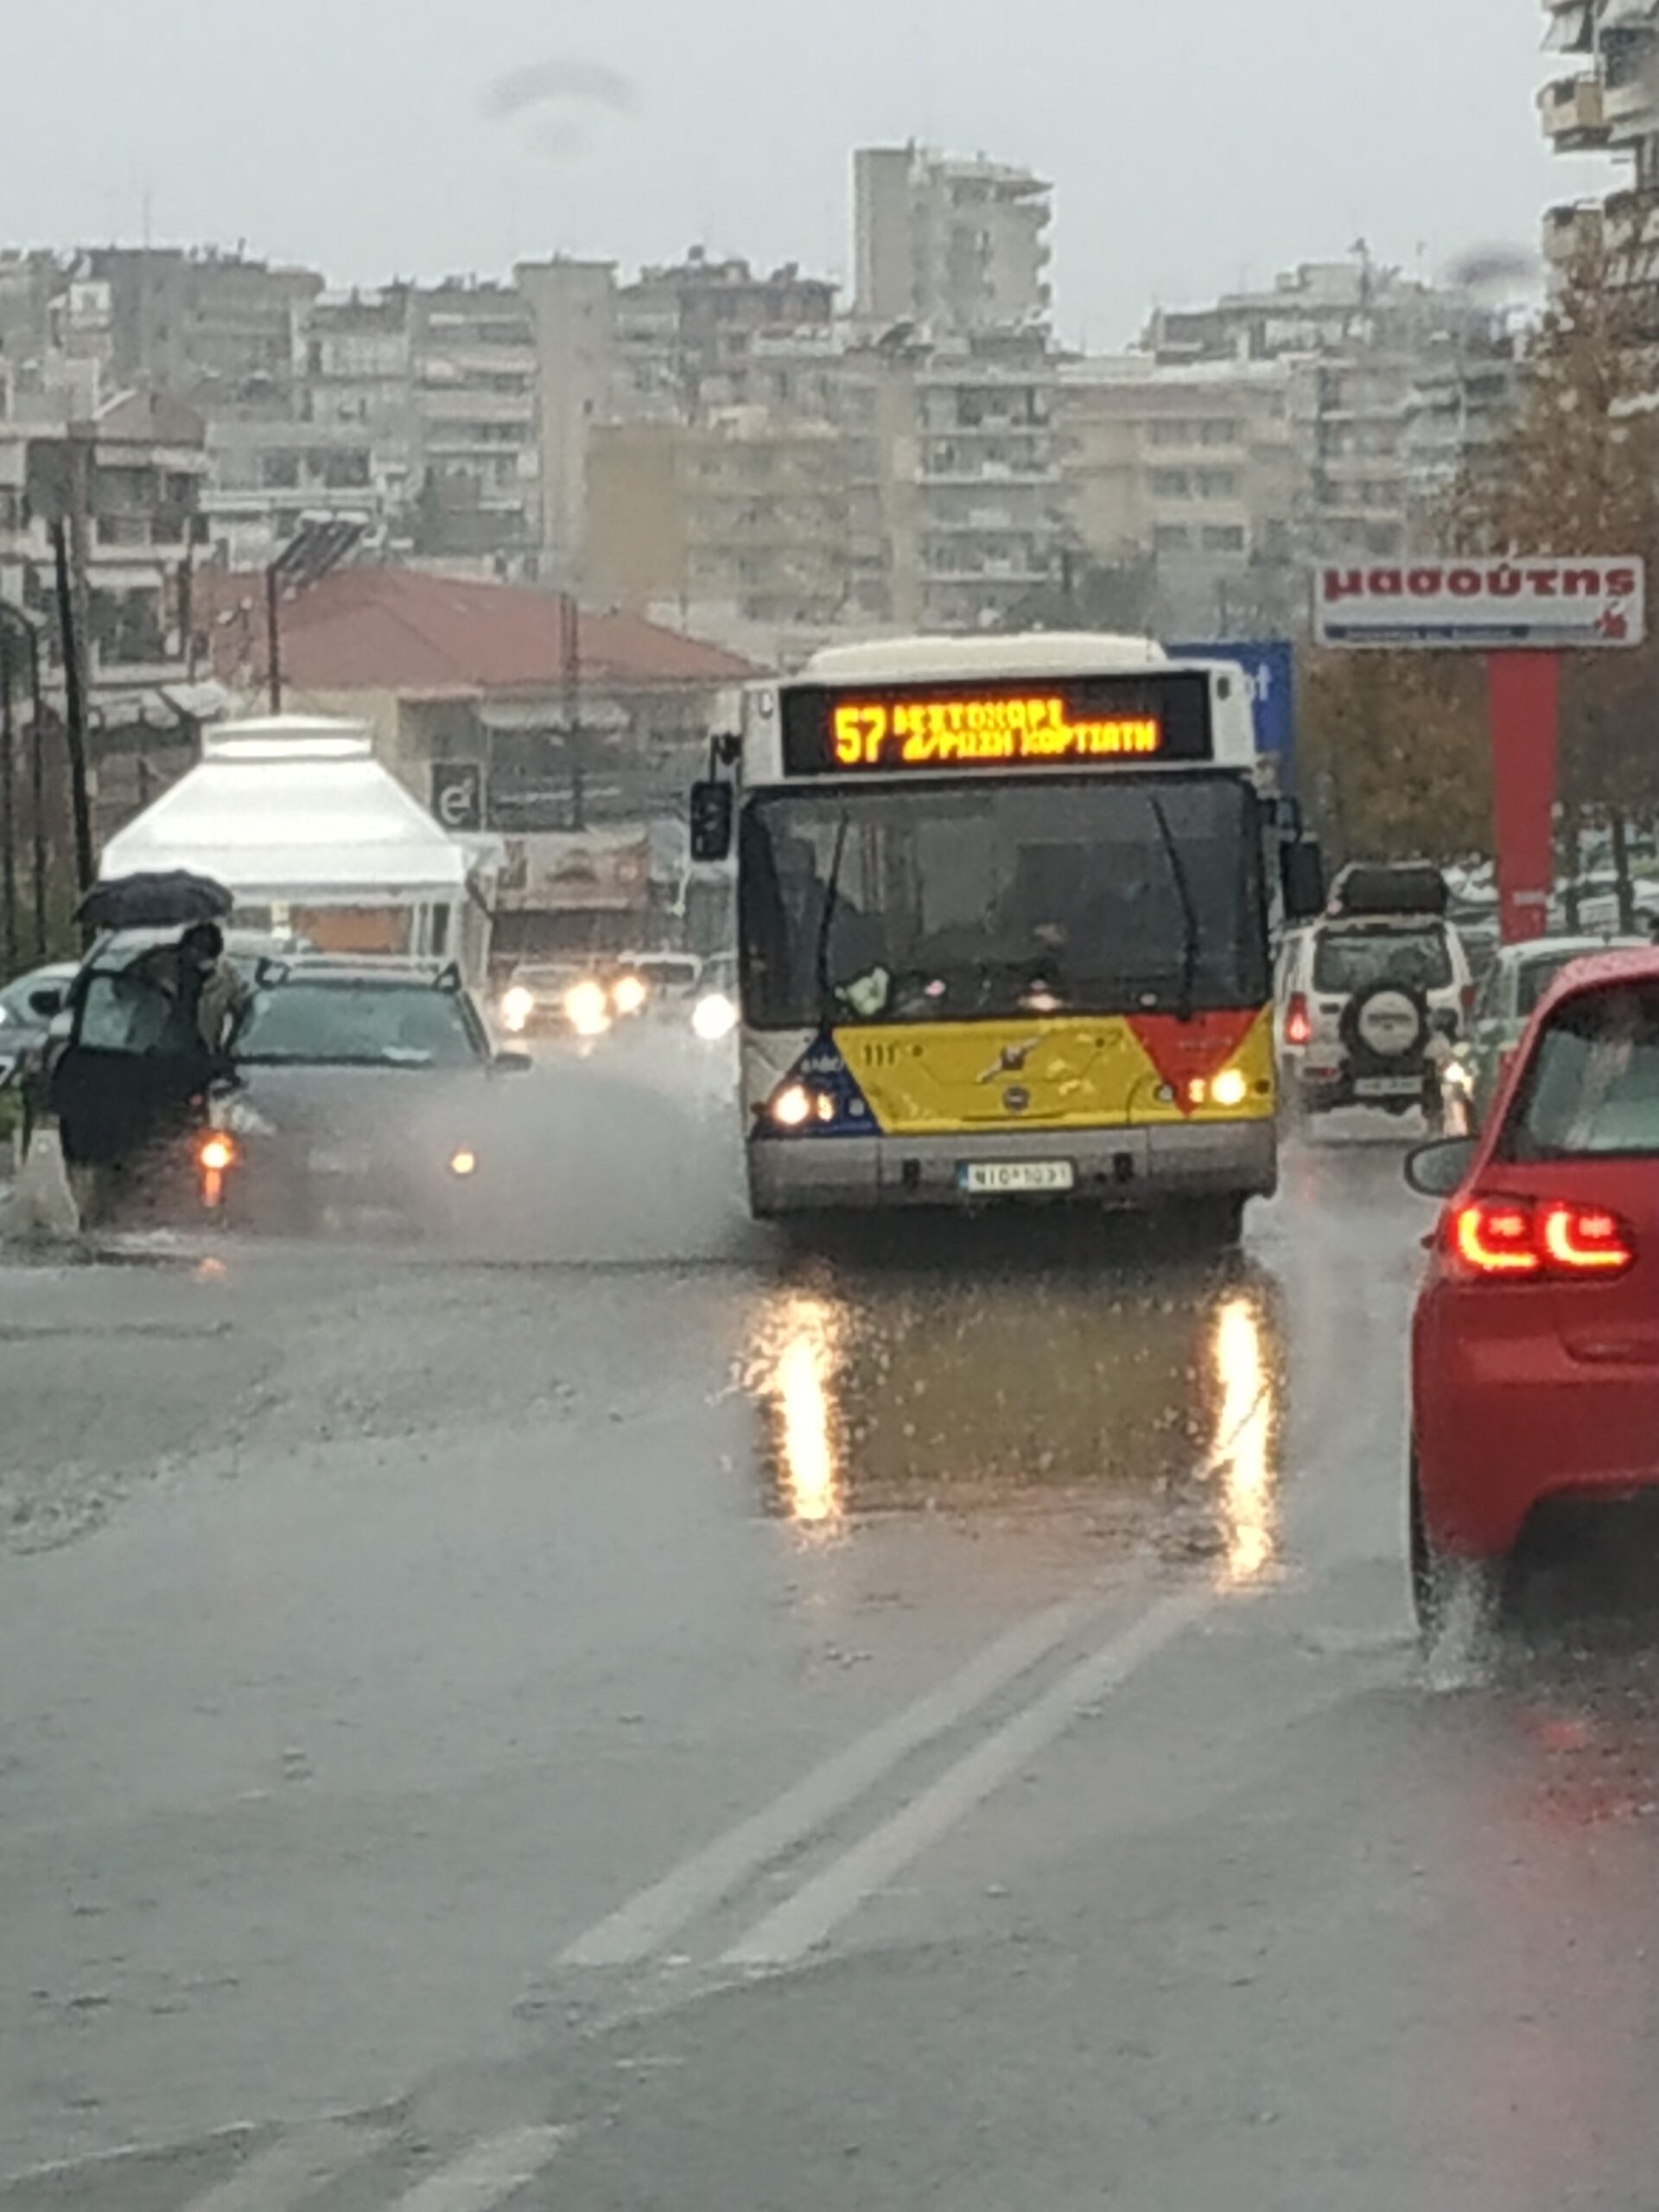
[1487,649,1560,947]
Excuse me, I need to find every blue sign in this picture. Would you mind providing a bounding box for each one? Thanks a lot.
[1171,640,1296,795]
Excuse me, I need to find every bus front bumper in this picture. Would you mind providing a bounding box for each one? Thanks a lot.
[747,1120,1278,1217]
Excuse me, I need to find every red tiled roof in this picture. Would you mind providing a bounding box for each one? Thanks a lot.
[201,566,758,693]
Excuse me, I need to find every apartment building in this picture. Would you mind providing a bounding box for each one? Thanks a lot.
[1058,356,1296,636]
[515,259,618,590]
[1540,0,1659,340]
[0,377,216,836]
[1540,0,1659,186]
[75,248,322,418]
[1147,257,1508,569]
[854,147,1052,337]
[613,250,836,418]
[405,278,541,563]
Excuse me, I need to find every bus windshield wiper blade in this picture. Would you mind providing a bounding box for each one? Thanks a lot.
[1148,794,1199,1023]
[816,811,851,1024]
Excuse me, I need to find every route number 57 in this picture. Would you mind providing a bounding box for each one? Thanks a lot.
[835,705,888,766]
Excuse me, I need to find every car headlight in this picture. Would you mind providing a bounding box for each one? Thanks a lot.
[611,972,648,1018]
[448,1147,479,1179]
[692,990,738,1042]
[500,984,535,1033]
[564,978,611,1036]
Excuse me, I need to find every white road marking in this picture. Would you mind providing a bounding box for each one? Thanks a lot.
[561,1598,1099,1966]
[724,1589,1212,1965]
[177,2120,393,2212]
[390,2126,566,2211]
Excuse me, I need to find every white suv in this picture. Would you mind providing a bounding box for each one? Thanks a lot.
[1278,872,1472,1122]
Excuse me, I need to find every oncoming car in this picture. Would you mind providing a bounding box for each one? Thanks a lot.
[220,959,529,1230]
[1407,950,1659,1628]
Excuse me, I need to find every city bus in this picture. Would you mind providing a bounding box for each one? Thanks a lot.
[690,634,1324,1243]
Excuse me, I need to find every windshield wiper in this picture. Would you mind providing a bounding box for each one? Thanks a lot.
[1148,795,1200,1023]
[815,812,851,1025]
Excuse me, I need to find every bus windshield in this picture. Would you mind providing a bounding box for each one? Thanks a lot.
[740,774,1267,1028]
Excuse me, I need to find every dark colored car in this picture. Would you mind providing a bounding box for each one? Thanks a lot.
[222,959,530,1231]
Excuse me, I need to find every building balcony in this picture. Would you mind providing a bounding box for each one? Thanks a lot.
[922,559,1053,585]
[1544,199,1608,266]
[1539,73,1610,148]
[94,512,197,552]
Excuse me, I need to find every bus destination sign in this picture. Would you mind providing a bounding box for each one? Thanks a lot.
[779,671,1214,778]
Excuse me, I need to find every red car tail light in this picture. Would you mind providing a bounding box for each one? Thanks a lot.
[1453,1199,1542,1277]
[1540,1202,1637,1276]
[1285,992,1312,1047]
[1449,1197,1637,1281]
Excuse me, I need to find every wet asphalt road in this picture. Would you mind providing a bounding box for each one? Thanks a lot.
[4,1038,1659,2209]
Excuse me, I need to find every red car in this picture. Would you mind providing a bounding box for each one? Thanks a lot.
[1408,949,1659,1627]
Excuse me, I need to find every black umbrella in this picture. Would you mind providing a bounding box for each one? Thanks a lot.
[77,871,234,931]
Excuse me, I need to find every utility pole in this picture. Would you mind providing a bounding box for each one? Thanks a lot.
[52,518,95,907]
[0,601,48,958]
[26,620,45,958]
[561,591,585,832]
[0,620,16,971]
[265,561,283,714]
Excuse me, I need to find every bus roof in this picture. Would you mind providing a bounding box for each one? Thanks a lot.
[796,633,1169,686]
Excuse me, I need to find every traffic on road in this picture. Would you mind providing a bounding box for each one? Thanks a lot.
[3,642,1659,2212]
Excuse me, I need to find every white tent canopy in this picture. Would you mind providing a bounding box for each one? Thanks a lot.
[99,716,473,907]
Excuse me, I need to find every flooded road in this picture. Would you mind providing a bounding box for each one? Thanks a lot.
[3,1042,1658,2210]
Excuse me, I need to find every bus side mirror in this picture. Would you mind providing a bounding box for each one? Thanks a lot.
[690,781,734,866]
[1282,838,1325,923]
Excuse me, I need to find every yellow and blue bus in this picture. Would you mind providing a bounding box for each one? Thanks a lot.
[690,634,1323,1244]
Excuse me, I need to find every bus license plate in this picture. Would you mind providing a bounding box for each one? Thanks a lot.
[958,1160,1076,1196]
[1353,1076,1422,1099]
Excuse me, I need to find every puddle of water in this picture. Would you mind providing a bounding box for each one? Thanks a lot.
[741,1251,1287,1573]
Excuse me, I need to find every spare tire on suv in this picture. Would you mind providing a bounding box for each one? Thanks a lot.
[1339,981,1430,1114]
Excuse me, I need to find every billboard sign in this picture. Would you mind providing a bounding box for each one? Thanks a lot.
[1313,558,1646,651]
[1170,639,1295,795]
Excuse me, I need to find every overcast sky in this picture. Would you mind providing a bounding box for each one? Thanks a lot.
[0,0,1618,344]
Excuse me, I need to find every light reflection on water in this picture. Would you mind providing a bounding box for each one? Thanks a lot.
[751,1293,848,1537]
[1211,1292,1278,1586]
[742,1255,1287,1566]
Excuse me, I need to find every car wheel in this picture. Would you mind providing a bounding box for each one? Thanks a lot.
[1410,1452,1497,1643]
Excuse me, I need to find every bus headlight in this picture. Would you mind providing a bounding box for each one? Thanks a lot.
[1210,1068,1250,1110]
[692,990,738,1042]
[612,972,648,1018]
[771,1084,814,1128]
